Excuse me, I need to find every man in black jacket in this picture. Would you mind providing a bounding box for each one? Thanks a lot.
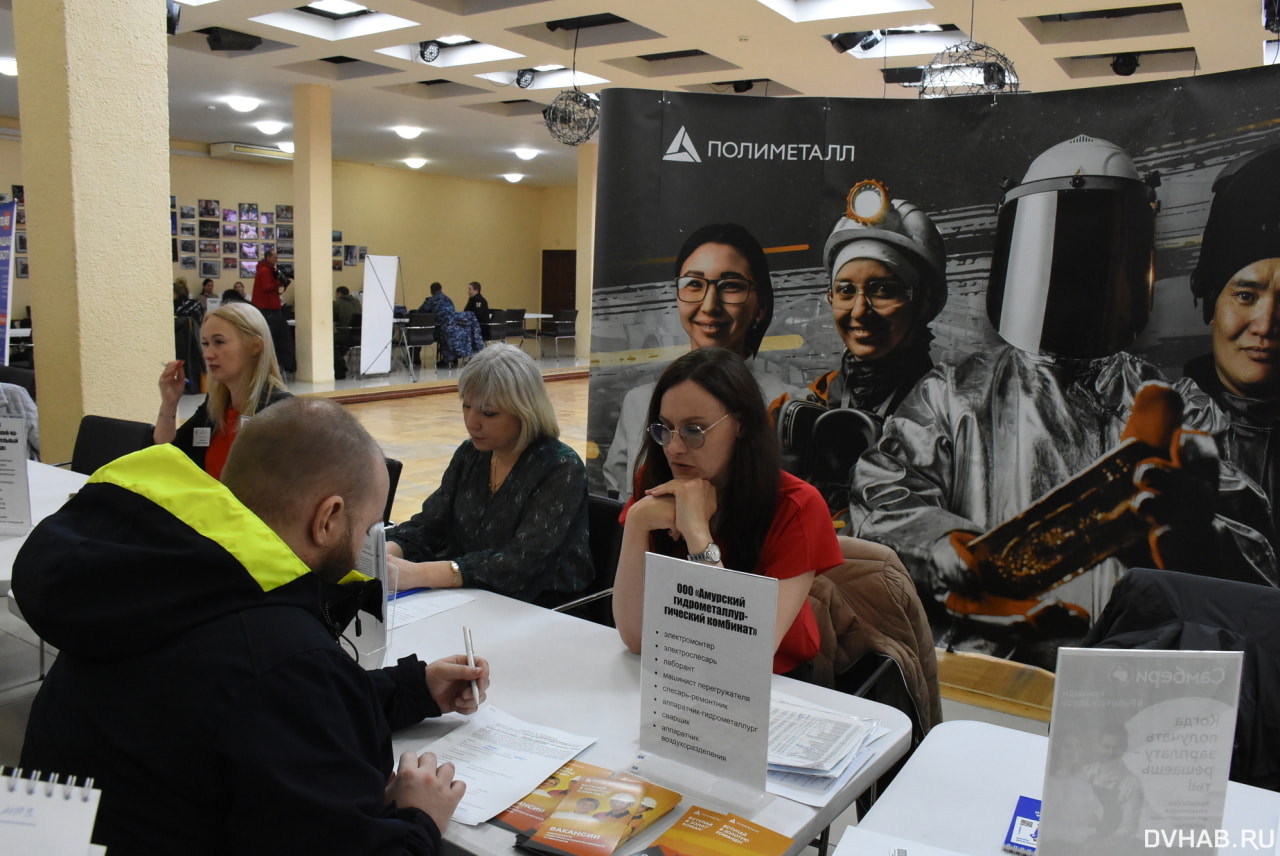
[16,397,489,855]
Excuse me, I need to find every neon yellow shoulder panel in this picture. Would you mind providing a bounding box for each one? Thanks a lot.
[88,445,311,593]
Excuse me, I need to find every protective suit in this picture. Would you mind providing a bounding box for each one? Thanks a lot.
[849,136,1276,666]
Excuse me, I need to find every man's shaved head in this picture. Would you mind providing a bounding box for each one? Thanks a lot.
[222,398,384,534]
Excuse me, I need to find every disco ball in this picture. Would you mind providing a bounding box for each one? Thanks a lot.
[919,40,1019,100]
[543,89,600,146]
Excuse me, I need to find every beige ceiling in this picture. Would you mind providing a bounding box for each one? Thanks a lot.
[0,1,1273,186]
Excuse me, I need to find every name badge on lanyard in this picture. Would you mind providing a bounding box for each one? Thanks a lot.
[193,427,212,447]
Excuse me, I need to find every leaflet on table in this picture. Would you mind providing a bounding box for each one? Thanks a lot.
[416,705,596,826]
[1038,648,1243,856]
[633,805,792,856]
[0,417,31,536]
[494,761,682,844]
[636,553,775,806]
[516,773,684,856]
[764,737,880,807]
[767,694,878,773]
[832,827,969,856]
[391,591,473,628]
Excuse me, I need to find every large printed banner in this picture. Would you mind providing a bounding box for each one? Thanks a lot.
[588,66,1280,669]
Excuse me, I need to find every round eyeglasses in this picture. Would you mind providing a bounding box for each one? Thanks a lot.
[828,279,914,312]
[676,275,754,305]
[647,413,733,449]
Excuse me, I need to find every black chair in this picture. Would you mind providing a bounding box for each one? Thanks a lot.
[69,415,155,475]
[401,312,437,378]
[552,494,624,627]
[505,308,527,348]
[481,309,507,345]
[383,457,403,525]
[537,309,578,360]
[0,366,36,401]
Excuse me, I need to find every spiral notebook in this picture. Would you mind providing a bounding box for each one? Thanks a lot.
[1,768,101,855]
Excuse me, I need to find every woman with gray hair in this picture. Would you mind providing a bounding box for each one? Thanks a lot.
[386,344,592,604]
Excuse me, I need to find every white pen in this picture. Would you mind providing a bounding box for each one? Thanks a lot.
[463,626,480,708]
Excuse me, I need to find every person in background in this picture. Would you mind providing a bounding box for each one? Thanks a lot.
[173,279,203,322]
[334,285,362,380]
[234,281,247,299]
[154,302,292,479]
[250,249,295,375]
[613,348,842,676]
[771,181,947,519]
[386,344,592,605]
[604,223,796,501]
[16,397,489,855]
[198,278,218,313]
[0,381,39,460]
[1179,143,1280,553]
[420,282,483,369]
[464,281,491,325]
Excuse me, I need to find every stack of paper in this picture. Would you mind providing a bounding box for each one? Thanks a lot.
[764,694,888,806]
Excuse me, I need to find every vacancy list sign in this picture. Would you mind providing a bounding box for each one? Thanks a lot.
[638,552,776,796]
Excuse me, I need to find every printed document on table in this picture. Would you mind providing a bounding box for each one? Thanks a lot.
[768,693,877,772]
[391,591,473,628]
[416,706,595,825]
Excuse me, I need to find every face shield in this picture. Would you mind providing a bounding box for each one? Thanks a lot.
[987,171,1156,360]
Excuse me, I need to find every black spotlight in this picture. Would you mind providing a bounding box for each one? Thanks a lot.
[419,40,442,62]
[166,0,181,36]
[827,31,880,54]
[204,27,263,52]
[515,68,536,89]
[1111,53,1139,76]
[982,63,1008,92]
[732,80,754,93]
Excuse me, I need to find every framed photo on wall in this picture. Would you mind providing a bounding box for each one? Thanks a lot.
[240,260,257,279]
[240,242,258,259]
[261,226,275,241]
[343,245,357,266]
[276,204,293,222]
[180,255,196,269]
[198,199,220,218]
[15,232,26,253]
[199,240,219,257]
[277,224,294,240]
[239,222,259,240]
[332,244,342,257]
[223,223,237,237]
[223,207,238,223]
[180,239,196,254]
[15,257,28,278]
[331,230,342,242]
[261,242,274,257]
[180,221,196,237]
[332,258,342,271]
[222,241,237,255]
[259,211,274,226]
[198,220,219,238]
[276,241,293,258]
[199,259,220,278]
[179,205,196,220]
[223,257,238,270]
[238,203,258,222]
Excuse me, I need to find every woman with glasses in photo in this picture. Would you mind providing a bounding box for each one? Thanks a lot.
[773,181,948,518]
[612,348,843,676]
[604,223,794,501]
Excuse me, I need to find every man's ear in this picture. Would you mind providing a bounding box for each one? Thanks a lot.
[309,494,346,549]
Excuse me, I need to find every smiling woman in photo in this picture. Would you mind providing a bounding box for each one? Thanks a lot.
[603,223,795,501]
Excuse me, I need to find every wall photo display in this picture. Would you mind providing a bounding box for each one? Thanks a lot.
[180,239,196,254]
[238,203,258,222]
[239,260,256,279]
[180,256,196,270]
[14,257,28,278]
[179,222,196,237]
[240,242,258,260]
[277,224,294,240]
[198,199,220,218]
[198,220,220,239]
[276,241,294,258]
[276,205,293,222]
[199,240,219,257]
[223,257,238,270]
[199,260,220,278]
[179,205,196,220]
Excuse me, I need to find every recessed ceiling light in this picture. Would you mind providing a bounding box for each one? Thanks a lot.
[224,96,260,113]
[436,34,472,45]
[532,64,564,72]
[404,157,427,169]
[175,0,222,5]
[254,120,286,135]
[0,58,17,77]
[307,0,368,15]
[513,148,538,161]
[503,173,524,183]
[278,141,295,153]
[392,126,424,139]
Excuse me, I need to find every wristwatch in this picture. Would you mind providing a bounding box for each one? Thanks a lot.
[449,561,463,587]
[686,542,722,565]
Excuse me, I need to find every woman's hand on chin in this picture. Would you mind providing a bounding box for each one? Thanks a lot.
[644,478,717,547]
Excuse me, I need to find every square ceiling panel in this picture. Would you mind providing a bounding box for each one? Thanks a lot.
[250,7,418,41]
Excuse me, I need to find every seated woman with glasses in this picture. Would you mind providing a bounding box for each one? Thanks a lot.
[613,348,843,676]
[603,223,797,501]
[772,181,948,519]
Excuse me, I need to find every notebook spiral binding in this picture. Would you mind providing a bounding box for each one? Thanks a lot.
[2,767,96,801]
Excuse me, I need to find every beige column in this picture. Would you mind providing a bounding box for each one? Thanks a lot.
[13,0,171,461]
[574,142,598,358]
[292,84,333,382]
